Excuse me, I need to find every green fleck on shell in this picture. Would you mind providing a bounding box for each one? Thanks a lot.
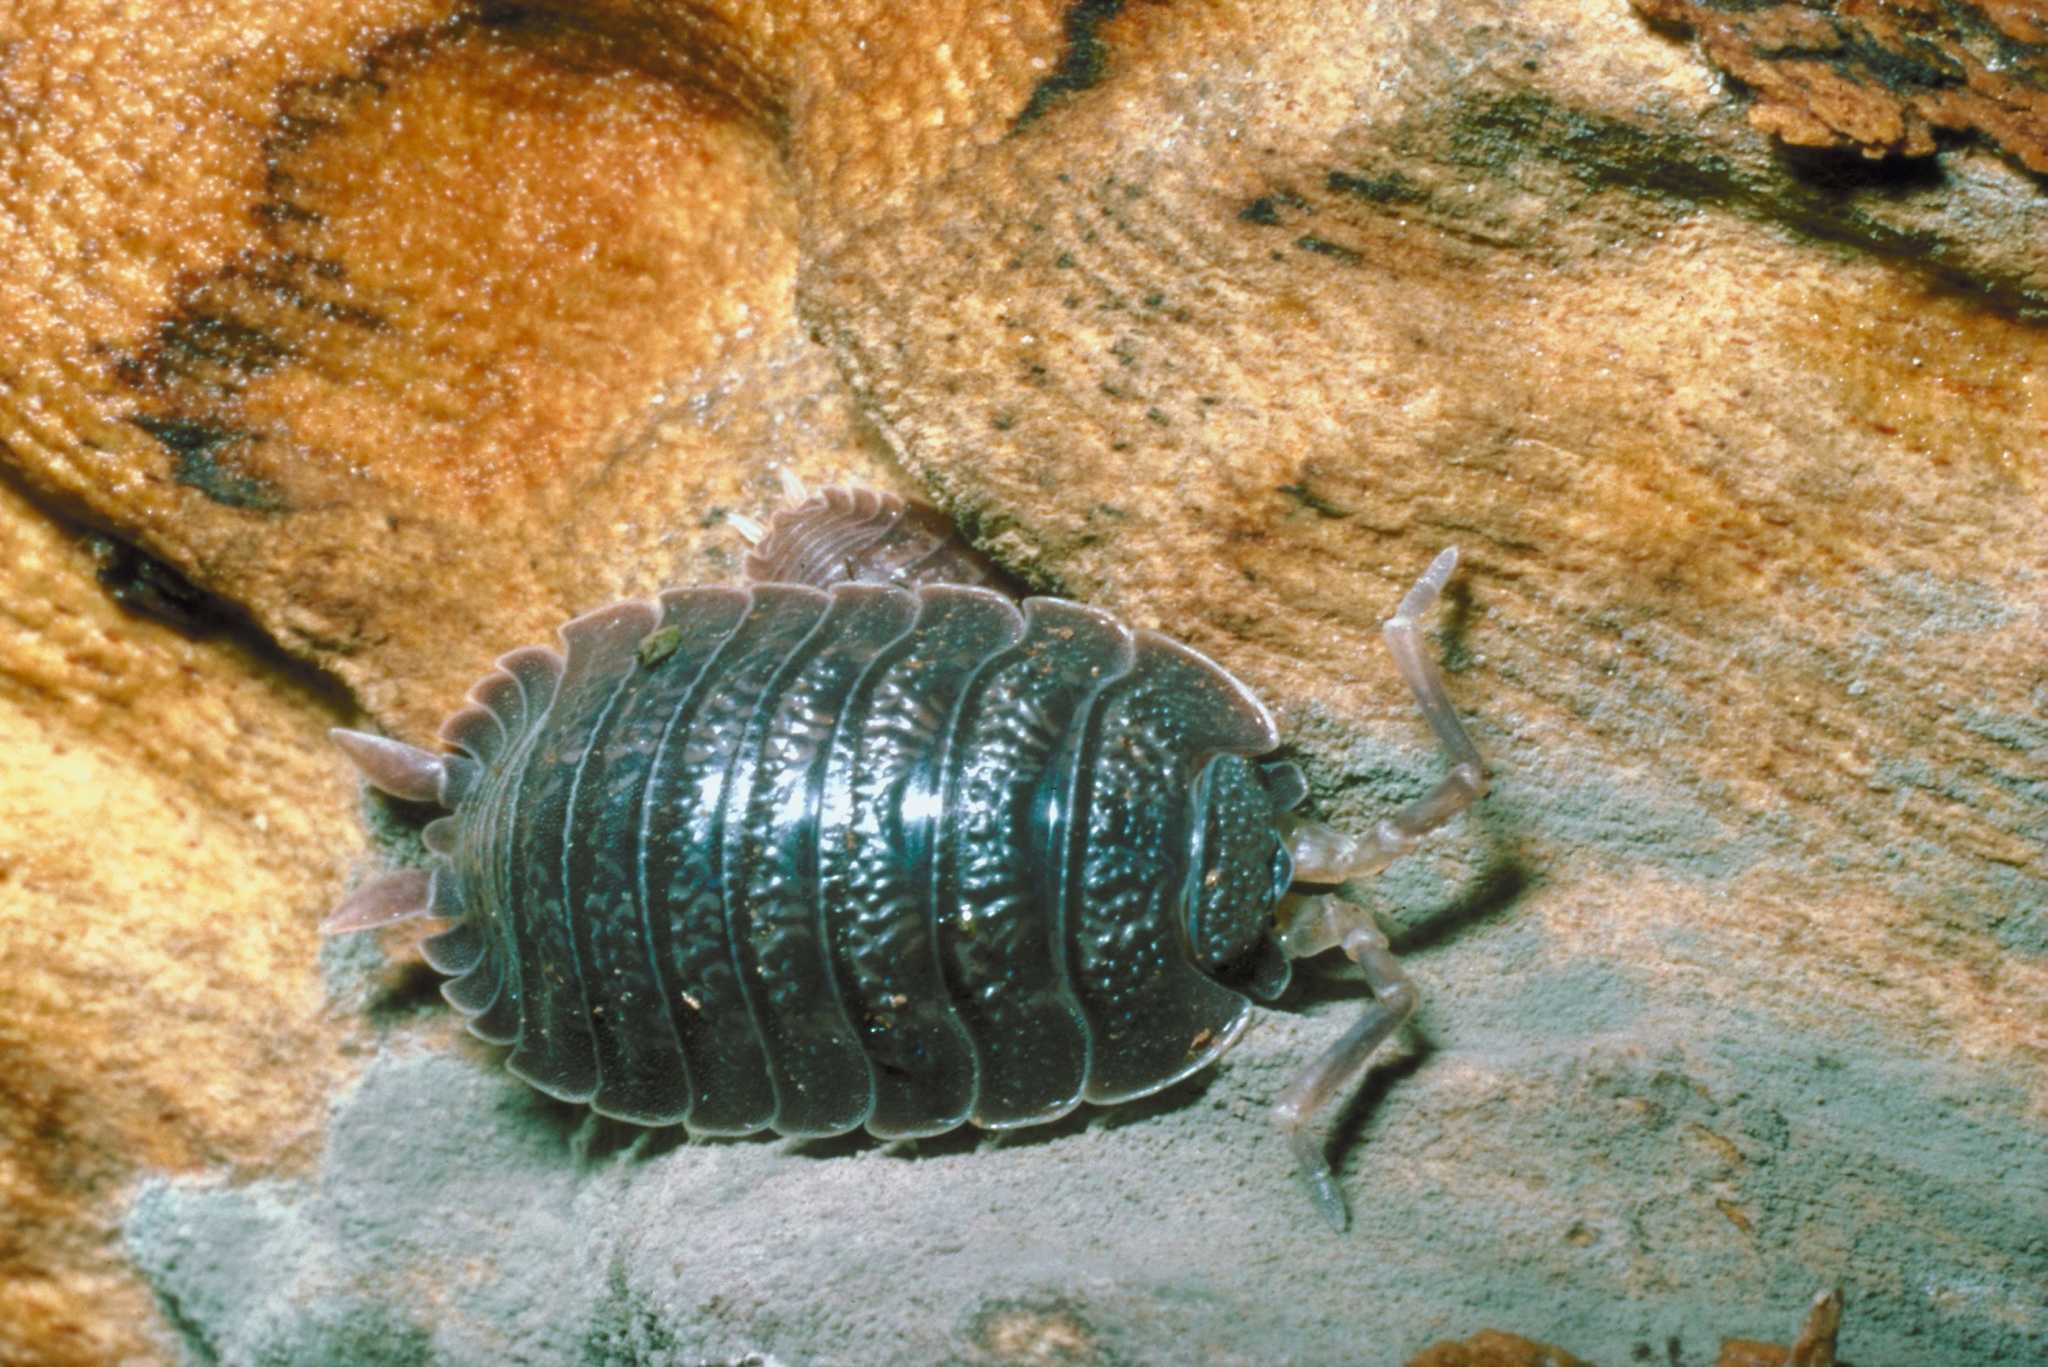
[636,625,683,668]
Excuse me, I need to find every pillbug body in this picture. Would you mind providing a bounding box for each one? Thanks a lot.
[328,482,1488,1228]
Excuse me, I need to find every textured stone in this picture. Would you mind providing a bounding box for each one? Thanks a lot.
[0,472,362,1365]
[2,0,2043,1362]
[0,1,894,743]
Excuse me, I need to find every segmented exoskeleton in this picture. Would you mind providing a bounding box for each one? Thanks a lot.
[328,479,1488,1229]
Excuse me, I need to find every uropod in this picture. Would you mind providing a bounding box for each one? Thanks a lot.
[325,481,1489,1230]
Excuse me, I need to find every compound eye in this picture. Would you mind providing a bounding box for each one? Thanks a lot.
[1269,840,1295,903]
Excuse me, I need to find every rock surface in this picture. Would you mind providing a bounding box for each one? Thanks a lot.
[2,0,2042,1363]
[0,473,362,1364]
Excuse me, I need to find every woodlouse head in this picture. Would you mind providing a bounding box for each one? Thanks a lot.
[1180,755,1301,1000]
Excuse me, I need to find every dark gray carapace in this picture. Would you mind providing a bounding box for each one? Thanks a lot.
[328,482,1489,1230]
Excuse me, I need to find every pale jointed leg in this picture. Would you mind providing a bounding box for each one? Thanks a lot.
[1270,895,1418,1231]
[1270,548,1488,1231]
[1285,548,1489,884]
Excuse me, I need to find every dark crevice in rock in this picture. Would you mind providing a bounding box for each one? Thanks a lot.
[1276,483,1353,519]
[1326,168,1430,206]
[86,534,234,637]
[1293,233,1363,265]
[1450,92,2048,316]
[1012,0,1129,132]
[147,1282,223,1367]
[1238,189,1312,225]
[0,457,357,714]
[1773,142,1951,193]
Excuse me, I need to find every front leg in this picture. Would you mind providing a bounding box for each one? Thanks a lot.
[1270,896,1418,1231]
[1286,548,1489,883]
[1271,548,1489,1230]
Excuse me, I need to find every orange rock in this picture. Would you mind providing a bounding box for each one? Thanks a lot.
[1408,1328,1595,1367]
[0,471,360,1365]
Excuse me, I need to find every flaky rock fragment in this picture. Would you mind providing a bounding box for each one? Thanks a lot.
[1407,1329,1597,1366]
[1633,0,2048,172]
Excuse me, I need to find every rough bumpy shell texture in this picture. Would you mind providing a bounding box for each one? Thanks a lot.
[418,580,1288,1138]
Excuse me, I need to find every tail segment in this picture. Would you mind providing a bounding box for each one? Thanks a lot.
[320,867,434,935]
[330,728,479,806]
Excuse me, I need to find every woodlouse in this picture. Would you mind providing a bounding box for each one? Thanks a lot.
[327,480,1489,1229]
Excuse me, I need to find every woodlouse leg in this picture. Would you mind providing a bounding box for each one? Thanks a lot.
[1286,548,1489,883]
[1381,546,1488,815]
[717,467,812,551]
[1270,895,1418,1232]
[1270,550,1486,1230]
